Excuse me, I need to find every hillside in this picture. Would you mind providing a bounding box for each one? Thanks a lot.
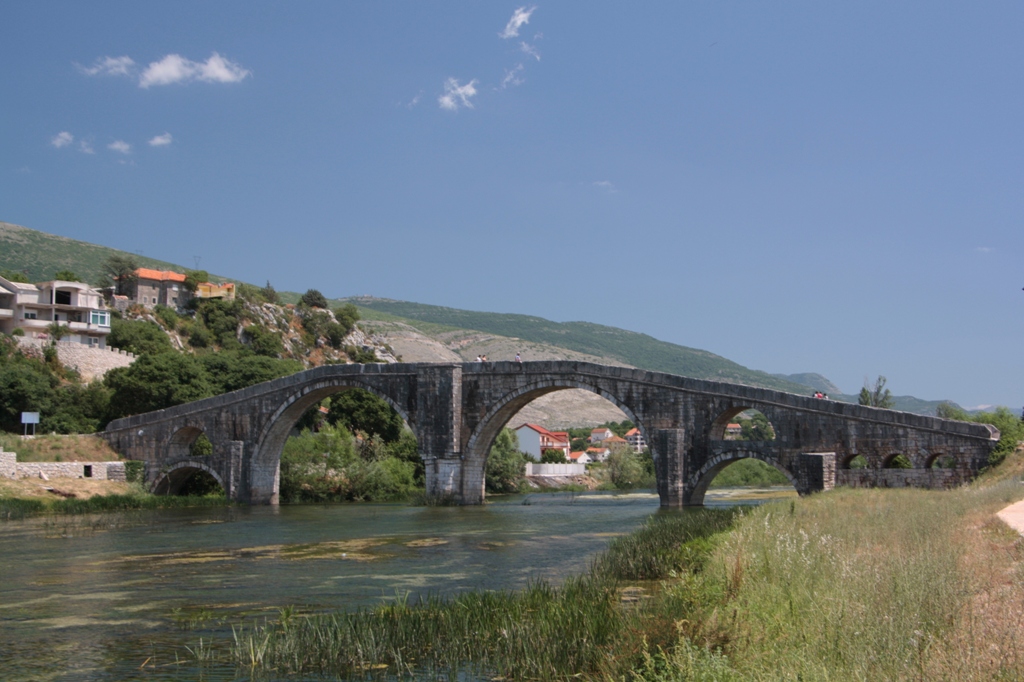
[1,221,965,417]
[345,297,814,395]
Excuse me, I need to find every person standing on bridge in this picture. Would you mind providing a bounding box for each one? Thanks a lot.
[515,352,521,363]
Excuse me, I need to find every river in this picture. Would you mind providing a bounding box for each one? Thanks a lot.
[0,488,795,681]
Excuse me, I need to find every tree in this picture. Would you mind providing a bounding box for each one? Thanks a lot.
[859,375,895,409]
[333,303,360,335]
[541,448,567,463]
[53,269,79,281]
[105,353,213,419]
[301,289,328,309]
[486,428,527,493]
[98,255,139,296]
[107,318,174,355]
[936,401,969,421]
[45,322,70,345]
[0,269,30,283]
[184,270,209,293]
[607,449,647,489]
[260,281,280,304]
[327,388,404,442]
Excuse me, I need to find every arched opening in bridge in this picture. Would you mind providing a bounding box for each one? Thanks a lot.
[711,408,777,441]
[928,453,956,469]
[275,387,420,503]
[883,453,913,469]
[167,426,214,460]
[152,465,225,497]
[842,454,868,469]
[468,386,655,498]
[692,455,798,507]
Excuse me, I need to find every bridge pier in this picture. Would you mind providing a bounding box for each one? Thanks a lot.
[653,428,688,508]
[792,452,837,496]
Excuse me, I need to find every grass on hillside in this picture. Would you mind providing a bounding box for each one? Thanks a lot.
[0,433,121,462]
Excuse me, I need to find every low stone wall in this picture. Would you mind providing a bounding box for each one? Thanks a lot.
[1,459,126,481]
[16,338,135,381]
[525,462,587,477]
[0,449,15,478]
[837,468,967,490]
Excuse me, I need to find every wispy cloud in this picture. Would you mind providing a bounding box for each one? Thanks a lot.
[501,64,525,89]
[593,180,617,193]
[407,91,422,108]
[76,55,135,77]
[108,140,131,154]
[500,6,536,39]
[520,42,541,61]
[148,132,173,147]
[975,246,994,253]
[50,131,73,148]
[139,52,251,88]
[439,78,479,111]
[79,140,95,154]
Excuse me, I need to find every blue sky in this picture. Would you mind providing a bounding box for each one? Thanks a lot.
[2,2,1022,409]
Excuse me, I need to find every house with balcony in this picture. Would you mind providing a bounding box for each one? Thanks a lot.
[0,276,111,347]
[513,423,572,461]
[625,427,646,452]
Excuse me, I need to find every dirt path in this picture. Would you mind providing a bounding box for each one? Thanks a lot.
[997,498,1024,534]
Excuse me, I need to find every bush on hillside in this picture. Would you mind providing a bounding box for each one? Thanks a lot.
[107,318,174,355]
[300,289,328,309]
[486,428,527,494]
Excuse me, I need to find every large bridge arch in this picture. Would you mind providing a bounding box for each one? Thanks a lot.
[250,377,419,504]
[462,377,650,503]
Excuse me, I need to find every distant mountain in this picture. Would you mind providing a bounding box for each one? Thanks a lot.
[344,297,815,395]
[773,373,843,395]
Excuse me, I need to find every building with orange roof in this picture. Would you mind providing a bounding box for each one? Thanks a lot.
[725,423,742,439]
[513,423,572,461]
[625,427,646,452]
[133,268,187,309]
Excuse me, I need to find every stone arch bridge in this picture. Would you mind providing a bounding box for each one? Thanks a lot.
[102,361,999,507]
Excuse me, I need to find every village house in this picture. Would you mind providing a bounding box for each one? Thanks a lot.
[603,434,629,450]
[513,423,572,461]
[625,427,646,452]
[589,427,614,443]
[585,446,610,462]
[725,423,742,439]
[133,268,187,309]
[568,451,592,464]
[0,275,111,347]
[194,281,236,301]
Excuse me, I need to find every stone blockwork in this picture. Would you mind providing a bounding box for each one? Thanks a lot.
[17,337,135,381]
[0,456,126,481]
[103,361,1000,508]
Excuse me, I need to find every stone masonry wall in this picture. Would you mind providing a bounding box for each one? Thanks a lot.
[17,338,135,381]
[1,459,126,481]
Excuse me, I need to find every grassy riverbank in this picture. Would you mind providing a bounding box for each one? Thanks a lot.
[211,446,1024,680]
[0,482,230,520]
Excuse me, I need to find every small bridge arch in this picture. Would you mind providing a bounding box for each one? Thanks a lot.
[686,450,800,507]
[152,460,227,496]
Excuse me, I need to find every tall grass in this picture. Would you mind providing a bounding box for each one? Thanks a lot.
[639,479,1024,681]
[0,492,230,520]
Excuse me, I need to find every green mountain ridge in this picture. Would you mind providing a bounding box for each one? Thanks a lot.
[0,220,965,415]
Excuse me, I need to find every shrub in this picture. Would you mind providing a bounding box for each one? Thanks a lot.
[300,289,328,309]
[243,324,284,357]
[108,318,174,355]
[486,428,527,493]
[11,328,24,337]
[541,448,567,463]
[153,304,179,329]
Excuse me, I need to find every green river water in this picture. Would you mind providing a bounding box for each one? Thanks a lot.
[0,488,795,681]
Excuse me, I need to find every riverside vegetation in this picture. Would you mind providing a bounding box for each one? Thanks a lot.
[174,444,1024,681]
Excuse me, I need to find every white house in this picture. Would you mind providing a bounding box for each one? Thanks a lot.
[589,427,614,443]
[625,427,646,452]
[0,276,111,347]
[513,423,571,461]
[568,451,592,464]
[586,446,611,462]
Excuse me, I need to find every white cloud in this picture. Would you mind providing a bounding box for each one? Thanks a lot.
[501,64,525,89]
[593,180,617,193]
[50,131,73,148]
[139,52,251,88]
[500,6,536,39]
[148,132,173,147]
[77,55,135,77]
[108,140,131,154]
[975,246,994,253]
[438,78,479,111]
[79,140,95,154]
[520,42,541,61]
